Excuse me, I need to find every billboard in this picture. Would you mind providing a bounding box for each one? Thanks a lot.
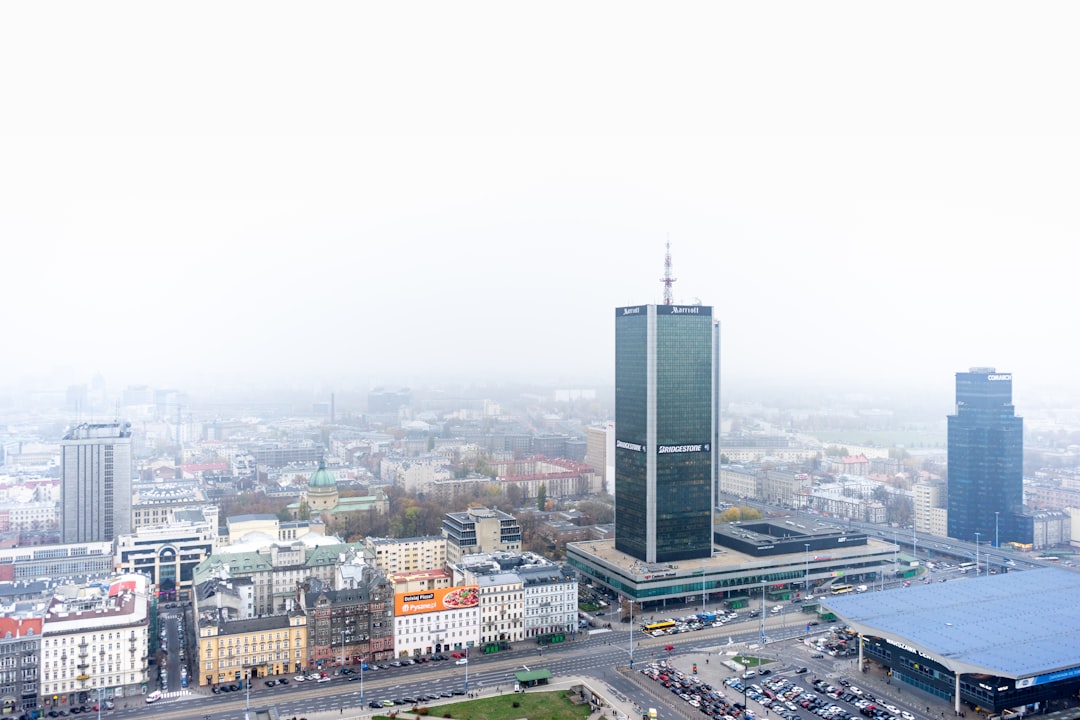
[395,586,479,617]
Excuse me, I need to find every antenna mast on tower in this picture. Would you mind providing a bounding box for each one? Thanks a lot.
[660,241,677,305]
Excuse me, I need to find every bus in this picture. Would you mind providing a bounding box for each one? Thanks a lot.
[643,621,676,635]
[958,562,976,573]
[830,585,854,595]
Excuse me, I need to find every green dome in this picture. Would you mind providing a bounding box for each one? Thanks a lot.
[309,460,337,489]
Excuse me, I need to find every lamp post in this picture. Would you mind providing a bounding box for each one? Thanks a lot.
[340,630,345,674]
[245,667,251,714]
[464,645,469,694]
[804,544,810,596]
[701,559,707,613]
[359,653,364,702]
[97,648,105,720]
[995,511,1000,549]
[974,533,981,576]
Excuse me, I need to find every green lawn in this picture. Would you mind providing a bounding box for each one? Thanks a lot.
[373,689,592,720]
[733,655,774,668]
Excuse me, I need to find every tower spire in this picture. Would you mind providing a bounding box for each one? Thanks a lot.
[660,241,677,305]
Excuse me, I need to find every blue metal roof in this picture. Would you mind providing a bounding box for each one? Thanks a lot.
[821,567,1080,679]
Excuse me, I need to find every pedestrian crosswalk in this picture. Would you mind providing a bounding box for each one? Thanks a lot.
[159,689,193,700]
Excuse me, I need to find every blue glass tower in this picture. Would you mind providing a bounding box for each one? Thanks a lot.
[614,304,716,563]
[946,367,1023,545]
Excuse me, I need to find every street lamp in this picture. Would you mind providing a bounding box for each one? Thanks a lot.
[359,653,364,702]
[974,533,981,576]
[340,630,345,674]
[995,511,1000,549]
[804,544,810,596]
[464,645,469,694]
[701,559,707,613]
[97,648,105,720]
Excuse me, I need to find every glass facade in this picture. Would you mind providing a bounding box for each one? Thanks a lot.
[615,304,714,563]
[947,369,1025,544]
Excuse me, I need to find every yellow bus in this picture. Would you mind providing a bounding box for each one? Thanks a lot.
[643,620,676,634]
[830,584,854,595]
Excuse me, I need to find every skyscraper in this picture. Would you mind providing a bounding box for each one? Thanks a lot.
[946,368,1023,546]
[614,303,716,563]
[60,421,133,543]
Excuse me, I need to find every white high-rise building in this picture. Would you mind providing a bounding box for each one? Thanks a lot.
[60,422,133,543]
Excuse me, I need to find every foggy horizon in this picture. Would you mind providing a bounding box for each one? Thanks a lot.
[4,4,1080,416]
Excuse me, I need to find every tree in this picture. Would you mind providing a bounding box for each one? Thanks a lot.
[537,483,547,512]
[505,483,523,509]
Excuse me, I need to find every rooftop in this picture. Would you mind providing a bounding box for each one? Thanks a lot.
[822,567,1080,679]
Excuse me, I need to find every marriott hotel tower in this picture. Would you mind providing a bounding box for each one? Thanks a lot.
[614,304,718,563]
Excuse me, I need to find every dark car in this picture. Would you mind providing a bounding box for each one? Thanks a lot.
[811,654,824,659]
[278,677,289,685]
[795,667,808,674]
[212,686,221,694]
[368,701,383,709]
[451,689,466,695]
[264,679,277,687]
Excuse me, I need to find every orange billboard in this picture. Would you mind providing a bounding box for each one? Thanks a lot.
[395,586,479,616]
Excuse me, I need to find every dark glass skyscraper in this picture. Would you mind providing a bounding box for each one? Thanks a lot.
[615,304,715,563]
[946,367,1023,546]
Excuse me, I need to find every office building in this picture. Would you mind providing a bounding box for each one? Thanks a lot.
[947,368,1024,545]
[614,303,716,562]
[442,507,522,564]
[60,422,133,544]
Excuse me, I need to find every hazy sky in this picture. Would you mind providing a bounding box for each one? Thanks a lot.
[3,2,1080,406]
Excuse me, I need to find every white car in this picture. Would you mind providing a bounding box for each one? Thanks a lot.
[455,658,468,665]
[901,712,915,720]
[316,676,332,683]
[293,675,306,682]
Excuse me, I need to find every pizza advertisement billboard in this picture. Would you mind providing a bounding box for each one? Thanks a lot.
[395,585,479,616]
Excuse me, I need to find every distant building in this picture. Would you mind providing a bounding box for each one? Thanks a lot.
[284,461,389,522]
[490,457,602,503]
[130,481,212,531]
[60,422,133,544]
[947,368,1026,545]
[442,507,522,564]
[0,541,114,582]
[913,481,947,536]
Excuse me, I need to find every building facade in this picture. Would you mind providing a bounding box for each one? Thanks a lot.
[364,536,447,576]
[60,423,133,544]
[947,368,1025,545]
[303,561,395,670]
[614,303,715,563]
[114,511,217,600]
[196,611,307,686]
[0,615,41,718]
[40,575,150,710]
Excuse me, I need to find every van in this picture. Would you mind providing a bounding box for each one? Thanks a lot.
[648,709,658,719]
[145,691,162,704]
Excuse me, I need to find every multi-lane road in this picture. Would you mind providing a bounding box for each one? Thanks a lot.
[107,616,811,720]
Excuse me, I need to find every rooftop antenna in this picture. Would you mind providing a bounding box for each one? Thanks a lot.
[660,240,677,305]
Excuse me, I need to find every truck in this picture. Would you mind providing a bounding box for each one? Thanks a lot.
[696,612,717,623]
[855,585,868,593]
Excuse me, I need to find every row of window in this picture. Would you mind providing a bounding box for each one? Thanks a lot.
[204,650,301,669]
